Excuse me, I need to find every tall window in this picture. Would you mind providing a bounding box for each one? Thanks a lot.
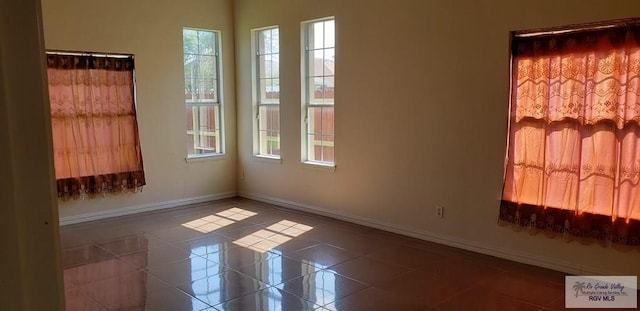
[183,28,223,157]
[302,18,335,165]
[253,27,281,157]
[501,20,640,246]
[46,52,146,199]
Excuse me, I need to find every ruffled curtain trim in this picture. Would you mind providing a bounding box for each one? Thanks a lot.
[499,200,640,249]
[56,171,146,200]
[56,171,145,201]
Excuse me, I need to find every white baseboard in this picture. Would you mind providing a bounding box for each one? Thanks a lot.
[238,191,612,276]
[59,192,237,226]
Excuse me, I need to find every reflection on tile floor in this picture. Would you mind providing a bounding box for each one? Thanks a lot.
[61,197,575,310]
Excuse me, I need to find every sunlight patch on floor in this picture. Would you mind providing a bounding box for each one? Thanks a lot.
[233,220,313,253]
[182,207,257,233]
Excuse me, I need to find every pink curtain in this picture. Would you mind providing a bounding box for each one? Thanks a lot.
[501,22,640,246]
[47,54,145,199]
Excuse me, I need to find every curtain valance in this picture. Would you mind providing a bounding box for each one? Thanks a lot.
[512,25,640,129]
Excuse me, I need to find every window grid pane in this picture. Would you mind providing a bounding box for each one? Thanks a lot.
[255,27,280,157]
[186,103,220,155]
[304,19,335,164]
[184,28,222,156]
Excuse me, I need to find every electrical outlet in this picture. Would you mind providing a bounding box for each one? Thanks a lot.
[435,205,444,218]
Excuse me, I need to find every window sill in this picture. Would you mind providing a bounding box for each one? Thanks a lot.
[253,155,282,163]
[185,153,226,163]
[301,161,336,172]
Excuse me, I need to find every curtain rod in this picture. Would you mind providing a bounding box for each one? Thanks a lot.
[514,17,640,38]
[46,50,133,59]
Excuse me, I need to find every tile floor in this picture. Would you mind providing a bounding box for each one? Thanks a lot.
[60,198,579,310]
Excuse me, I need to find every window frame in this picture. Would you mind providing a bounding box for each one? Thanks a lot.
[183,27,225,159]
[301,17,336,167]
[251,25,281,159]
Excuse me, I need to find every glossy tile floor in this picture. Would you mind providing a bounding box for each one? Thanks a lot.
[61,197,573,311]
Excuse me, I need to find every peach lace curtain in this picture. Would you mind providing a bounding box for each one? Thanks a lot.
[500,21,640,246]
[47,54,145,199]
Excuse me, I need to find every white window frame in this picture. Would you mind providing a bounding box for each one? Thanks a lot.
[183,27,225,159]
[251,26,281,159]
[301,17,336,167]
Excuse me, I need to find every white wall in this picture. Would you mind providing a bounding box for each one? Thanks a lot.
[234,0,640,275]
[41,0,237,220]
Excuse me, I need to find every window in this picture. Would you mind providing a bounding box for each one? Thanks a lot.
[500,19,640,246]
[302,18,335,165]
[253,27,281,157]
[46,52,146,199]
[183,28,223,157]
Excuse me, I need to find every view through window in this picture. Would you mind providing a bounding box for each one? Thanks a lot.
[183,28,223,156]
[302,18,335,165]
[254,27,281,157]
